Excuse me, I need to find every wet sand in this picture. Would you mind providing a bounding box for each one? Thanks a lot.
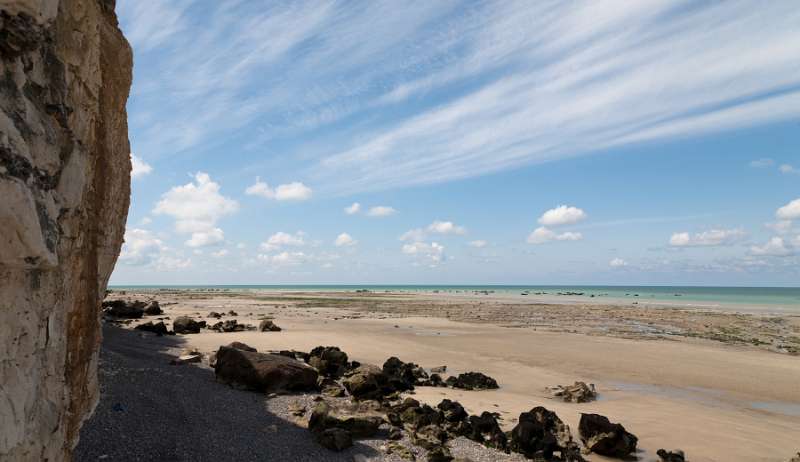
[109,289,800,461]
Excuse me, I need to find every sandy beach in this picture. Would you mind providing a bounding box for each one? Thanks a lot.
[80,289,800,462]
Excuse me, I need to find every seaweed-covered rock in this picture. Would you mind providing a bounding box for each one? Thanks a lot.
[578,413,638,458]
[467,411,507,450]
[436,399,471,436]
[309,346,349,378]
[445,372,499,390]
[383,356,429,390]
[510,406,583,461]
[172,316,201,334]
[214,346,318,393]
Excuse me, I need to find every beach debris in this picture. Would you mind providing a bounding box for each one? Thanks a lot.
[445,372,499,390]
[214,346,318,393]
[309,346,350,378]
[143,301,163,316]
[103,299,145,318]
[134,321,169,336]
[172,316,202,334]
[509,406,584,461]
[578,413,638,458]
[258,319,282,332]
[657,448,686,461]
[383,356,429,390]
[430,365,447,373]
[549,382,597,403]
[171,354,202,365]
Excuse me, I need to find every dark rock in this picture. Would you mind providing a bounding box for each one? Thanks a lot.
[383,356,429,391]
[227,310,238,316]
[401,403,442,430]
[211,319,252,332]
[422,374,446,387]
[214,346,318,393]
[510,406,582,461]
[389,426,404,440]
[657,449,686,462]
[445,372,499,390]
[342,364,393,400]
[226,341,257,352]
[412,424,448,450]
[315,427,352,451]
[143,301,163,316]
[318,377,347,397]
[467,411,507,450]
[172,316,201,334]
[426,445,453,462]
[258,319,281,332]
[104,299,144,318]
[309,346,349,378]
[386,441,416,460]
[579,413,638,458]
[209,311,222,318]
[134,321,167,336]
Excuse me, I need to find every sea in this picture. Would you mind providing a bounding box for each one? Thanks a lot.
[108,285,800,313]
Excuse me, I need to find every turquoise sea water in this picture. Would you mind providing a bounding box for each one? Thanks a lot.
[109,285,800,311]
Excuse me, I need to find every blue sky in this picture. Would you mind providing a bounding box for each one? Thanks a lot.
[112,0,800,286]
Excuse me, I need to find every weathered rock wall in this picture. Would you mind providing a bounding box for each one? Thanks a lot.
[0,0,132,459]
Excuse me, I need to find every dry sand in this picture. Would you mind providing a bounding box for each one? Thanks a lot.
[110,290,800,461]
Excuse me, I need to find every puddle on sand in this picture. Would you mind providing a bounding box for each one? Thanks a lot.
[749,401,800,417]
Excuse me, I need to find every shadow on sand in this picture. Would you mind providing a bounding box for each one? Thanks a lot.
[74,324,381,461]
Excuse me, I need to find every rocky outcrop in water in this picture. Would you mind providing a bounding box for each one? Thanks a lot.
[0,0,132,459]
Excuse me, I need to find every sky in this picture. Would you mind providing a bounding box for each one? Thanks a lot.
[112,0,800,286]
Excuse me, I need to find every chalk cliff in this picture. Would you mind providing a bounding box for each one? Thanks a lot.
[0,0,131,459]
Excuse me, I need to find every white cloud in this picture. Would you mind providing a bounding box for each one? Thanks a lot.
[139,216,152,225]
[427,220,467,235]
[260,231,306,251]
[119,228,165,265]
[258,251,307,266]
[402,241,445,266]
[153,172,238,247]
[668,228,747,247]
[212,249,229,258]
[469,240,487,248]
[245,177,312,201]
[749,237,793,257]
[749,158,774,168]
[185,228,224,248]
[779,164,799,175]
[400,228,426,242]
[367,206,396,217]
[609,258,628,268]
[344,202,361,215]
[131,154,153,178]
[776,198,800,221]
[334,233,356,247]
[538,205,587,227]
[766,220,793,235]
[527,226,582,244]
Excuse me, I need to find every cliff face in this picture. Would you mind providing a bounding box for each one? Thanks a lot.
[0,0,132,459]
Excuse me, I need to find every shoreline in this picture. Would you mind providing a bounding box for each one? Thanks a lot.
[97,289,800,461]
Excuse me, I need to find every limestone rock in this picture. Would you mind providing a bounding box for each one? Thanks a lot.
[0,0,132,459]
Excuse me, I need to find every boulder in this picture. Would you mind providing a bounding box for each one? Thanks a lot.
[412,425,448,450]
[657,449,686,462]
[383,356,429,390]
[214,346,318,393]
[315,428,352,451]
[211,319,252,332]
[549,382,597,403]
[173,316,202,334]
[421,374,446,387]
[426,445,453,462]
[386,441,416,461]
[258,319,282,332]
[342,364,393,400]
[578,413,638,458]
[309,346,349,378]
[445,372,499,390]
[209,311,223,319]
[144,301,163,316]
[227,341,257,352]
[134,321,168,336]
[510,406,582,461]
[308,401,382,438]
[104,300,144,318]
[467,412,507,450]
